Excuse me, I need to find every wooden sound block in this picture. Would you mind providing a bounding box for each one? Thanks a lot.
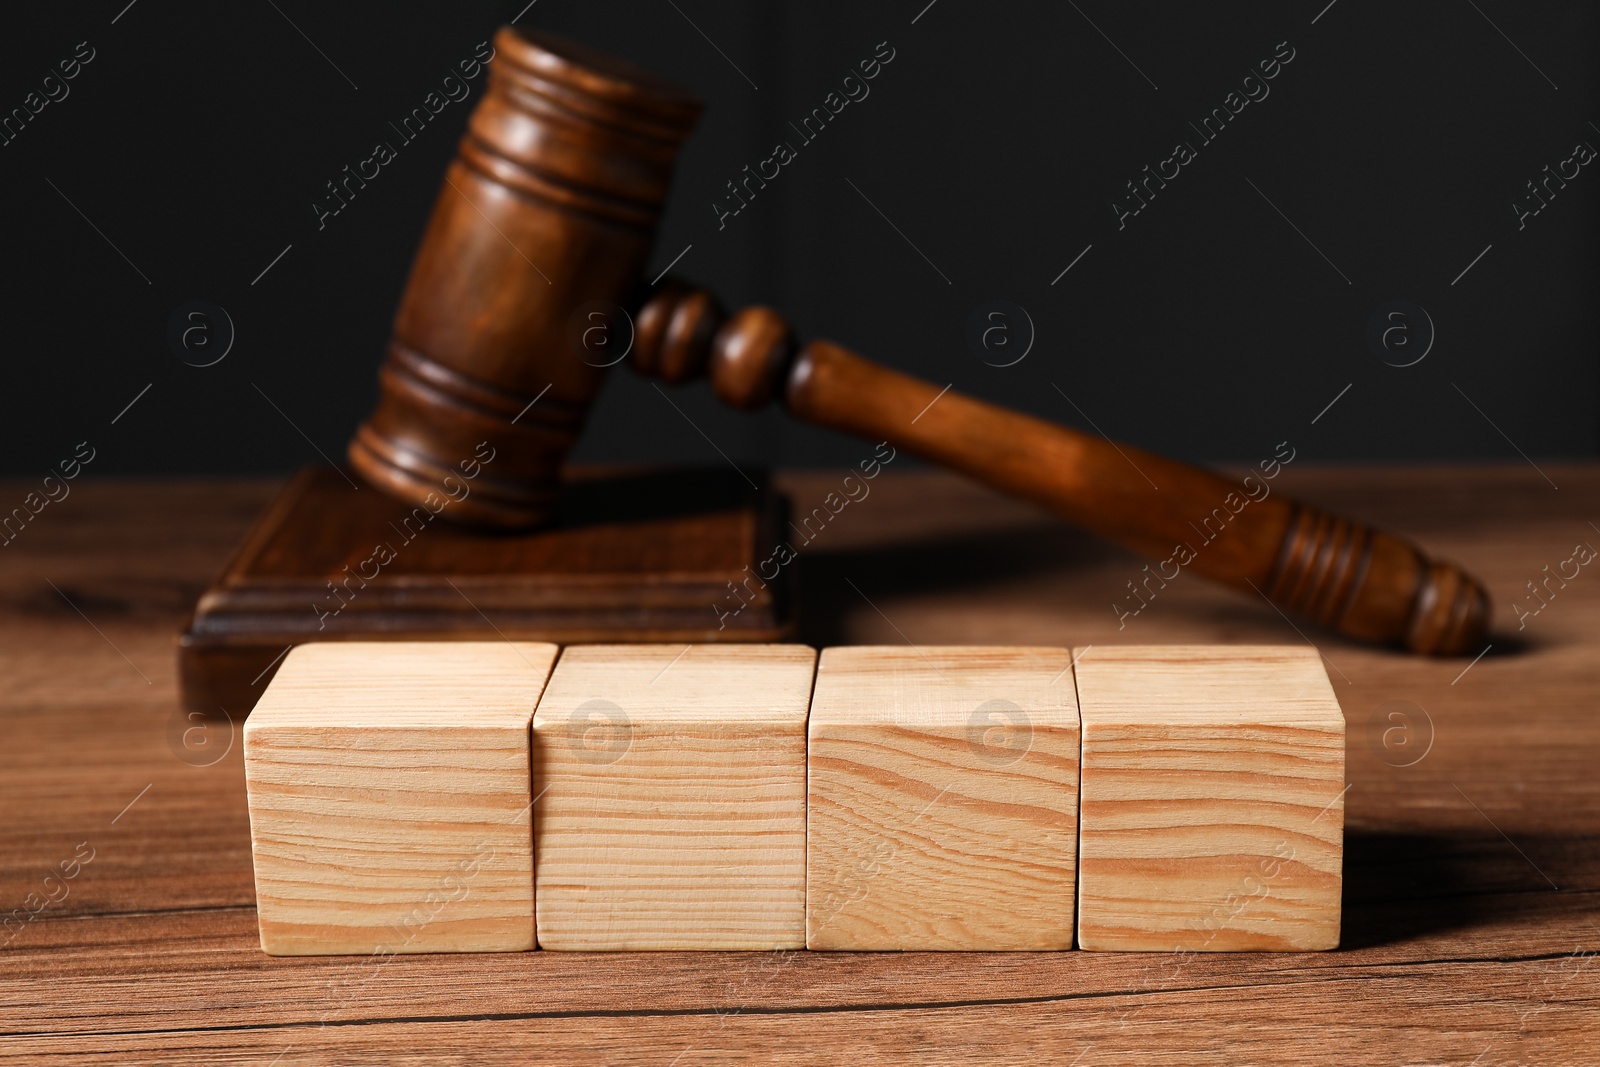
[180,465,793,718]
[243,641,558,956]
[1074,645,1345,952]
[805,646,1081,951]
[532,643,815,950]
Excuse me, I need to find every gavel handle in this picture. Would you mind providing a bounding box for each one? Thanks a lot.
[630,282,1490,656]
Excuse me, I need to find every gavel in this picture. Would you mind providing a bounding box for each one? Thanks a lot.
[348,26,1489,657]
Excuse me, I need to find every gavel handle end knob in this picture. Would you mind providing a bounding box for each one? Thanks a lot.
[1401,559,1492,656]
[630,284,1495,658]
[1265,504,1492,656]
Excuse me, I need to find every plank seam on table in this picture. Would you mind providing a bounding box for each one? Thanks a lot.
[12,903,257,924]
[4,467,1598,1059]
[11,952,1594,1042]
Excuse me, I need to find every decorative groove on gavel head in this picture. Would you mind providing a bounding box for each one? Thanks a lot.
[348,27,702,529]
[632,279,1492,657]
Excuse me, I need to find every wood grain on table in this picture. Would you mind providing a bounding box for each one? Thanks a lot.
[1,466,1597,1065]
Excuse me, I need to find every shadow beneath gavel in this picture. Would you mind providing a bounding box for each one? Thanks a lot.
[1340,829,1592,950]
[551,466,770,528]
[1199,601,1547,661]
[794,525,1113,648]
[1476,633,1539,658]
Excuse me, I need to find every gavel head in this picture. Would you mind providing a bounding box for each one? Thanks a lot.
[348,27,701,528]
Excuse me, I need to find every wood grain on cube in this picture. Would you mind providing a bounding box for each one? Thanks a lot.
[1075,645,1345,952]
[243,641,558,955]
[533,644,815,950]
[806,646,1081,950]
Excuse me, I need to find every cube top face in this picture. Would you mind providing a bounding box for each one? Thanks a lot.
[533,644,816,951]
[810,645,1079,729]
[533,643,817,727]
[1074,644,1345,953]
[244,641,557,956]
[246,641,560,729]
[1072,645,1341,727]
[807,646,1081,951]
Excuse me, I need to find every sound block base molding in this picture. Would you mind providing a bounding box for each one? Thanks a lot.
[179,466,795,717]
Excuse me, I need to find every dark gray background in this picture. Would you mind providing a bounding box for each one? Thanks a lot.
[1,0,1594,477]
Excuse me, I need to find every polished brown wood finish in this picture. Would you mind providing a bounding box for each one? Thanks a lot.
[341,26,1481,654]
[348,28,701,528]
[177,466,793,717]
[632,285,1489,656]
[2,468,1596,1064]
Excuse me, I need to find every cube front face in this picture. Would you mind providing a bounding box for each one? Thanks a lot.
[532,644,816,951]
[1074,646,1345,952]
[243,641,558,956]
[806,646,1081,951]
[244,640,1344,956]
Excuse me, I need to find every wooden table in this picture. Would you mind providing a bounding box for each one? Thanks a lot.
[2,465,1596,1065]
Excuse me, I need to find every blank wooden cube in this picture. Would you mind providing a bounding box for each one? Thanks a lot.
[243,641,557,955]
[1075,645,1345,952]
[532,644,815,950]
[807,646,1081,950]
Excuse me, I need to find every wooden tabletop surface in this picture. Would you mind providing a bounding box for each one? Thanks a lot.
[2,465,1597,1065]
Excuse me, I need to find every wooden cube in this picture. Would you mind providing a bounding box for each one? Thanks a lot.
[1074,645,1345,952]
[243,641,557,955]
[806,646,1081,950]
[532,644,815,950]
